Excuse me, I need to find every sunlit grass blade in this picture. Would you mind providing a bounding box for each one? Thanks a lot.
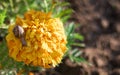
[74,33,84,41]
[0,10,6,26]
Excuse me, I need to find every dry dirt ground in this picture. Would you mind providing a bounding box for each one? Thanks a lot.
[32,0,120,75]
[55,0,120,75]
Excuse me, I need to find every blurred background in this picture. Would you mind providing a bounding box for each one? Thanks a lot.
[0,0,120,75]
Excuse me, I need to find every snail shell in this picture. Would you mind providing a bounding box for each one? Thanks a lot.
[13,25,24,38]
[13,25,27,46]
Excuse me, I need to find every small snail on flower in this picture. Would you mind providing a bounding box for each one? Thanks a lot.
[13,25,27,46]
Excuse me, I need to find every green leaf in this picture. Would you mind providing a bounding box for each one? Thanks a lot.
[66,23,75,47]
[74,33,84,41]
[72,43,85,47]
[69,55,74,62]
[66,22,74,37]
[74,51,82,57]
[62,15,71,23]
[56,9,72,18]
[73,57,86,63]
[58,1,70,7]
[0,10,6,26]
[71,49,79,55]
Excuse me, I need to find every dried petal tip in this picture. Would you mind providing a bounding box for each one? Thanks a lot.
[6,10,67,68]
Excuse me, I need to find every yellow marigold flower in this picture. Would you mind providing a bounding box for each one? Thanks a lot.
[6,10,67,68]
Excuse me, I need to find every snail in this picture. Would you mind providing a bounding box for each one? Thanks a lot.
[13,25,27,46]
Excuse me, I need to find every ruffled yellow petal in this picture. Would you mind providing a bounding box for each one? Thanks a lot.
[6,10,67,68]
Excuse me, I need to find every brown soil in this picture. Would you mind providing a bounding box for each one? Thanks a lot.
[55,0,120,75]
